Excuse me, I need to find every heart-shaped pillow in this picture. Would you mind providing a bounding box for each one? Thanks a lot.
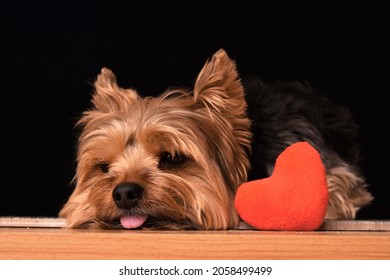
[235,141,329,231]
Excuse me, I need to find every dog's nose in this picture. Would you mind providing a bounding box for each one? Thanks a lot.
[112,183,144,209]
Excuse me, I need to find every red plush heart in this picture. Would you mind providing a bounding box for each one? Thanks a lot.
[235,141,329,231]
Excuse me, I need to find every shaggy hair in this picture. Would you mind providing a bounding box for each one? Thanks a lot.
[59,49,373,229]
[243,78,373,219]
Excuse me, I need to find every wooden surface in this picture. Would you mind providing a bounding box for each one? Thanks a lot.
[1,226,390,260]
[2,217,390,231]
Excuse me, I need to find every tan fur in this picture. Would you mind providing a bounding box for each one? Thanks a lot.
[325,166,373,219]
[60,49,372,230]
[60,49,250,229]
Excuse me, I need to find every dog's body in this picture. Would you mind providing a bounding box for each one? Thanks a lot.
[60,49,373,229]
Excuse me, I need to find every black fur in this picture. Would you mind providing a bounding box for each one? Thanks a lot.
[243,77,363,181]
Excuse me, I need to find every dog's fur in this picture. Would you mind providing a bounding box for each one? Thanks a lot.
[59,49,373,229]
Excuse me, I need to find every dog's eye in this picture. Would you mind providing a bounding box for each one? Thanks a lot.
[159,152,185,169]
[97,163,110,173]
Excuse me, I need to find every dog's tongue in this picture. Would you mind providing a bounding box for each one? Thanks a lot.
[120,215,148,229]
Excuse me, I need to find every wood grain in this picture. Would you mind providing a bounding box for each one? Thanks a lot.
[1,227,389,260]
[2,217,390,231]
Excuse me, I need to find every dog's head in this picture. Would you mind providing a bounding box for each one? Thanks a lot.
[59,49,252,229]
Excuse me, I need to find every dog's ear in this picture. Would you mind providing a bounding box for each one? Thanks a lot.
[92,68,139,113]
[193,49,246,116]
[59,188,96,228]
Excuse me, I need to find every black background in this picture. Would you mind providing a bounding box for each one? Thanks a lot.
[1,2,388,219]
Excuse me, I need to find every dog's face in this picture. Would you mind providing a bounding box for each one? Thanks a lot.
[60,49,252,229]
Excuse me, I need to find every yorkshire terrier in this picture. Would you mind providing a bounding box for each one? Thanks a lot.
[59,49,373,229]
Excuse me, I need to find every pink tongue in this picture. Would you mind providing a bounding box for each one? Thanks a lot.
[120,215,148,229]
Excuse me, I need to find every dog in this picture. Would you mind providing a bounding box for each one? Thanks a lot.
[59,49,373,229]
